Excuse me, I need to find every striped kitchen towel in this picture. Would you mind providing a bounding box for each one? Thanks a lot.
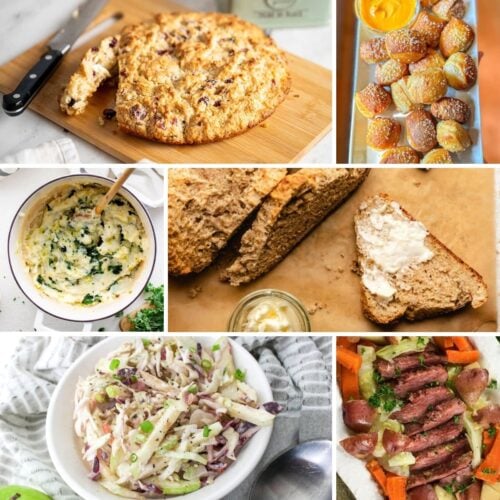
[0,335,332,499]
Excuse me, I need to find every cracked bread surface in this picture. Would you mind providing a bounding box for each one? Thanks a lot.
[221,168,369,286]
[116,12,291,144]
[168,168,287,276]
[60,35,120,116]
[355,194,488,325]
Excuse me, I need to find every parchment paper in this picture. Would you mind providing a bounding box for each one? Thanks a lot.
[168,168,497,332]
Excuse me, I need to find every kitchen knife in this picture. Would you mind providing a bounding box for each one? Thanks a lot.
[2,0,107,116]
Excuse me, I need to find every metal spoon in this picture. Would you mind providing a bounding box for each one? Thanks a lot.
[250,440,332,500]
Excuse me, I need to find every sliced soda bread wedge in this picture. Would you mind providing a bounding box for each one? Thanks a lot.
[222,168,369,286]
[168,168,287,275]
[355,194,487,325]
[60,35,120,116]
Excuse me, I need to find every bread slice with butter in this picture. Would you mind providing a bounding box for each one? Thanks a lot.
[222,168,369,286]
[355,194,488,325]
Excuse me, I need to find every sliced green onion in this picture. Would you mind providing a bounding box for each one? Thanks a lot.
[235,369,246,382]
[109,358,120,371]
[105,385,120,398]
[211,343,220,352]
[201,359,212,371]
[203,425,211,438]
[130,375,138,384]
[130,453,138,463]
[140,420,154,434]
[188,384,198,394]
[142,338,152,347]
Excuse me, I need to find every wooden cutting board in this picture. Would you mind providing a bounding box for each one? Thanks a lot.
[0,0,332,164]
[169,168,497,332]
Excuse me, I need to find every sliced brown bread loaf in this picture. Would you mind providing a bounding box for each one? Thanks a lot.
[355,194,487,325]
[221,168,369,286]
[168,168,287,275]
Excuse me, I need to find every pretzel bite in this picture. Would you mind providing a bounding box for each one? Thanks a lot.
[407,68,448,104]
[432,0,466,20]
[422,148,454,163]
[437,120,472,152]
[440,17,474,57]
[406,109,438,153]
[385,29,427,64]
[360,37,389,64]
[380,146,420,164]
[391,77,422,113]
[375,60,409,86]
[430,97,471,124]
[355,83,392,118]
[367,118,402,150]
[409,49,445,74]
[443,52,477,90]
[411,11,448,48]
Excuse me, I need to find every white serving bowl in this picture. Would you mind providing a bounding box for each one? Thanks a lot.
[7,174,156,322]
[46,336,274,500]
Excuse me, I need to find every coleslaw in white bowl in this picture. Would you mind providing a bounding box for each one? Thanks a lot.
[47,336,278,499]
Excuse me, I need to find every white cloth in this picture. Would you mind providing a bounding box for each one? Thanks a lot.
[0,336,332,499]
[0,138,80,164]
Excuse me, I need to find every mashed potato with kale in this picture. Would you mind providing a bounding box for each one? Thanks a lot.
[22,183,147,306]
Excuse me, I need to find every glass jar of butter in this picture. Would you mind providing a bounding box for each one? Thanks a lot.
[228,289,311,332]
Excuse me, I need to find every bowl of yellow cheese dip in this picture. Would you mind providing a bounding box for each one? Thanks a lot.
[8,174,156,322]
[355,0,419,33]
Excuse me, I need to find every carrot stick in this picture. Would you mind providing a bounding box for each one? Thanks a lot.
[433,336,453,350]
[452,336,474,351]
[475,425,500,483]
[337,346,362,372]
[483,428,496,457]
[386,475,407,500]
[340,365,360,401]
[337,337,356,350]
[446,350,480,364]
[366,459,387,495]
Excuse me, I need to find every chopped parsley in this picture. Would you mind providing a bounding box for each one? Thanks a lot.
[417,336,426,347]
[488,425,497,438]
[488,379,498,390]
[127,283,164,332]
[418,355,425,367]
[368,384,401,412]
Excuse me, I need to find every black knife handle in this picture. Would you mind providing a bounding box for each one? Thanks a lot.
[2,48,63,116]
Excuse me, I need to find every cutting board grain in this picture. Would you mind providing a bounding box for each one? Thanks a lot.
[0,0,332,164]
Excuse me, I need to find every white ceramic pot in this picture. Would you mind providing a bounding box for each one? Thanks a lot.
[8,174,157,323]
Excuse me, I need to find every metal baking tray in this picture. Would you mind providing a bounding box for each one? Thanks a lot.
[349,1,483,164]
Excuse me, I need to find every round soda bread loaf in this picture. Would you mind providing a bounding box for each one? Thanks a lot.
[116,12,291,144]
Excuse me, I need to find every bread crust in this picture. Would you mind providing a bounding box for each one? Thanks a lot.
[355,194,487,325]
[115,12,291,144]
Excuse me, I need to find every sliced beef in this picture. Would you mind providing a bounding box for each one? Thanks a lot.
[339,432,377,458]
[411,436,469,472]
[473,404,500,426]
[376,351,447,379]
[407,484,438,500]
[393,365,448,398]
[454,368,489,405]
[456,480,482,500]
[392,386,454,423]
[405,398,466,436]
[406,420,464,453]
[407,451,473,489]
[342,400,376,432]
[439,465,473,486]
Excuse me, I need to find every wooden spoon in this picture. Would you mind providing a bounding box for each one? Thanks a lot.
[95,168,135,215]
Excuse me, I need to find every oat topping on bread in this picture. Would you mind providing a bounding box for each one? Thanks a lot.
[60,35,120,116]
[355,194,487,324]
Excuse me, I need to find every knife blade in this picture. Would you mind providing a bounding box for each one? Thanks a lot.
[2,0,107,116]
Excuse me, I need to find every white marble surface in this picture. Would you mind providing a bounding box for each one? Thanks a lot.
[0,167,164,332]
[0,0,332,164]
